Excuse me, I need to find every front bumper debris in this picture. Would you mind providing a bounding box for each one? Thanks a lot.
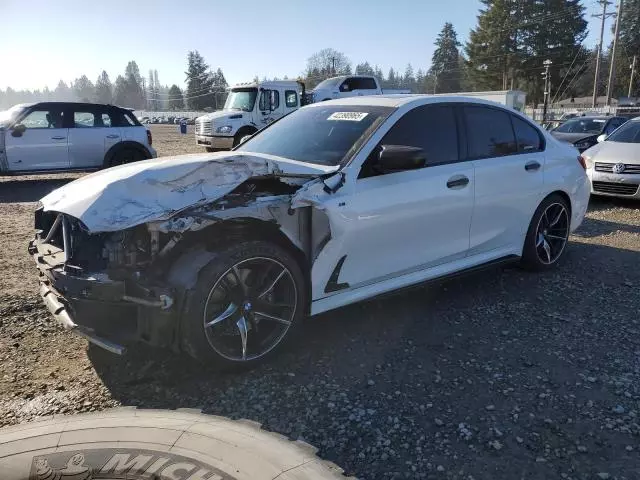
[29,235,175,355]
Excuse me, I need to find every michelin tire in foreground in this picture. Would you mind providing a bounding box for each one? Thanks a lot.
[0,408,355,480]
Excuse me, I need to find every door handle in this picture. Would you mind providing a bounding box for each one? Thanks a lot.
[525,161,541,171]
[446,176,469,189]
[51,136,66,140]
[106,134,120,139]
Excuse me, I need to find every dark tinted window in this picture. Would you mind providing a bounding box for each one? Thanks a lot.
[19,107,66,129]
[352,77,377,90]
[464,106,517,158]
[258,90,280,111]
[607,121,640,143]
[512,115,543,152]
[604,117,626,135]
[381,105,458,163]
[236,105,393,166]
[72,107,113,127]
[554,117,606,134]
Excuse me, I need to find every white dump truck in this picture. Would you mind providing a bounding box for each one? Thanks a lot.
[195,80,306,151]
[195,75,411,151]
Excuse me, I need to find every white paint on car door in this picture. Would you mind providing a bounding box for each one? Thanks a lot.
[4,107,68,171]
[463,106,545,255]
[68,107,119,168]
[310,104,474,300]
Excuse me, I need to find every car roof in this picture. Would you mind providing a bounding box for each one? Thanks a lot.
[305,94,516,109]
[29,101,129,110]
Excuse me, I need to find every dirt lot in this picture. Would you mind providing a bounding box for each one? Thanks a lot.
[1,125,639,479]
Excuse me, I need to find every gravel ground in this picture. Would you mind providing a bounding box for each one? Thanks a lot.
[1,126,639,479]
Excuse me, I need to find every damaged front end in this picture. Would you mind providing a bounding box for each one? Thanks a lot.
[29,162,334,355]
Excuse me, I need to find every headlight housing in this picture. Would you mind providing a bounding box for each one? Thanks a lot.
[215,125,233,134]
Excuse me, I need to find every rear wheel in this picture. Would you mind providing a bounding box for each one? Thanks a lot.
[180,240,306,370]
[520,194,571,271]
[106,148,145,167]
[233,129,256,147]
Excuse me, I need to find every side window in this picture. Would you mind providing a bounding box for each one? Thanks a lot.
[464,106,517,159]
[358,77,377,90]
[73,111,96,128]
[339,78,352,92]
[604,118,625,135]
[20,108,66,129]
[285,90,298,108]
[101,113,112,127]
[512,115,543,152]
[259,90,279,111]
[359,105,458,178]
[111,110,137,127]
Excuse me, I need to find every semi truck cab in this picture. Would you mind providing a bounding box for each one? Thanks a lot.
[195,81,304,151]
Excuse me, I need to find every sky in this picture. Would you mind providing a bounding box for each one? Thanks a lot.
[0,0,614,91]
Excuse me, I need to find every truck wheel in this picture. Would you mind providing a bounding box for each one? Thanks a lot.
[233,130,256,147]
[180,240,307,370]
[106,148,145,167]
[0,408,353,479]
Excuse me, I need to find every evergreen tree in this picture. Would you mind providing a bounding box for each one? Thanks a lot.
[72,75,94,102]
[374,66,385,83]
[386,67,398,89]
[185,50,214,110]
[168,84,184,110]
[430,22,461,93]
[305,48,351,87]
[54,80,72,101]
[211,68,228,109]
[355,61,375,76]
[403,63,416,91]
[94,71,113,104]
[147,69,156,110]
[611,0,640,97]
[122,61,145,108]
[113,75,128,106]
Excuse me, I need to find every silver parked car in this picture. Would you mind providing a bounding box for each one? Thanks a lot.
[582,117,640,199]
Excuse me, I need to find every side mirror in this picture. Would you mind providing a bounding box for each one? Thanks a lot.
[378,145,426,172]
[597,133,607,143]
[11,123,26,137]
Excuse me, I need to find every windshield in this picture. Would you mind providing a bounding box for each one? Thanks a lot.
[554,117,606,134]
[607,121,640,143]
[0,104,26,127]
[314,77,342,90]
[224,88,257,112]
[236,105,394,166]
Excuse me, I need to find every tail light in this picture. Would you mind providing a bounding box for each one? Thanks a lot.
[146,129,153,146]
[578,155,587,170]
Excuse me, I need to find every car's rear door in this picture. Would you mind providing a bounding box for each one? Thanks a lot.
[311,104,474,296]
[4,105,69,171]
[463,105,546,255]
[68,105,119,168]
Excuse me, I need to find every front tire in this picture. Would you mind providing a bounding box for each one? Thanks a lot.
[180,240,307,370]
[106,148,145,167]
[520,194,571,271]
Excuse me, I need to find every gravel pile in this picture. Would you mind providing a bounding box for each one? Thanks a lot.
[1,129,639,479]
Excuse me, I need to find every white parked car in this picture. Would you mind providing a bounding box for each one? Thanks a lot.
[30,96,589,369]
[0,102,156,174]
[582,116,640,198]
[311,75,410,102]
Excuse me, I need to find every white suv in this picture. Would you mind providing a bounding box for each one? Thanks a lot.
[0,102,156,174]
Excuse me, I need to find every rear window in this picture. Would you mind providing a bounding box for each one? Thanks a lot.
[464,106,517,159]
[236,105,394,166]
[554,118,606,134]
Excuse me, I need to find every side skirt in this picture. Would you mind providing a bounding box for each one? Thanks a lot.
[310,250,520,316]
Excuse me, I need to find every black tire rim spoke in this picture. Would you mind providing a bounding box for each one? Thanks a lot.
[202,257,297,362]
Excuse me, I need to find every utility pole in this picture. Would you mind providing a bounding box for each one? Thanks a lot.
[629,56,637,98]
[542,60,552,122]
[331,57,336,75]
[606,0,623,106]
[592,0,614,107]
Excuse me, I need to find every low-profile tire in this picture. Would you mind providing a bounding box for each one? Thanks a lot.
[106,148,145,167]
[0,408,354,479]
[520,193,571,271]
[180,240,307,370]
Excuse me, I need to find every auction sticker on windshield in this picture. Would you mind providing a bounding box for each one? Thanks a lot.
[327,112,369,121]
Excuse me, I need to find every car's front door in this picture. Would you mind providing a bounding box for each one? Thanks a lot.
[4,106,69,171]
[311,104,474,298]
[68,106,119,168]
[463,105,545,255]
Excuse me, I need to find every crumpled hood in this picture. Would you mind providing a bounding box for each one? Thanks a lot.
[40,152,338,233]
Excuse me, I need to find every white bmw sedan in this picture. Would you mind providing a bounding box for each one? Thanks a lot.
[31,96,590,369]
[582,116,640,199]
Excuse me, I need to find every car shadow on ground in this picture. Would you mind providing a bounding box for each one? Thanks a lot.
[575,214,640,237]
[89,239,639,477]
[0,178,74,203]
